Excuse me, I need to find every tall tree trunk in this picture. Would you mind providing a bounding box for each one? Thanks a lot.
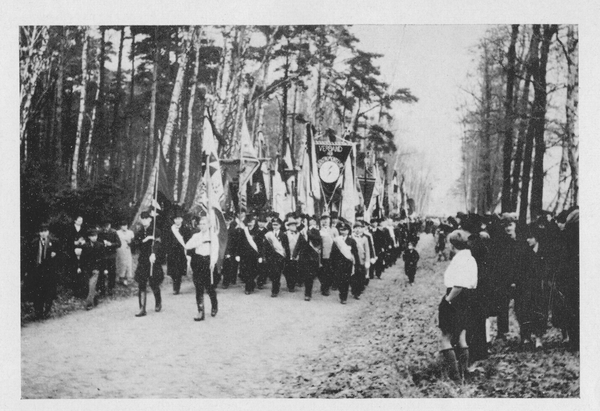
[162,27,192,156]
[111,26,125,172]
[70,27,89,190]
[563,25,579,206]
[501,25,519,212]
[96,27,107,172]
[144,27,159,191]
[180,29,201,205]
[84,84,100,176]
[530,25,557,220]
[20,26,49,163]
[519,25,541,224]
[480,40,493,213]
[281,49,290,156]
[52,26,65,166]
[510,52,534,211]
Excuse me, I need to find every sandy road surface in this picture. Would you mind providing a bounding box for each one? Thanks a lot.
[21,271,384,398]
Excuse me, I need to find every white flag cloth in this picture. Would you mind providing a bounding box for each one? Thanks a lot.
[239,117,260,188]
[297,143,314,214]
[272,158,292,217]
[340,152,357,224]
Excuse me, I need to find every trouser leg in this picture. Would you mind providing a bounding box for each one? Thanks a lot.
[319,259,332,294]
[106,258,117,294]
[284,261,298,291]
[86,270,99,308]
[151,283,161,311]
[338,271,350,302]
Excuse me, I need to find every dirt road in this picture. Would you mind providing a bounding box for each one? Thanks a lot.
[21,265,396,398]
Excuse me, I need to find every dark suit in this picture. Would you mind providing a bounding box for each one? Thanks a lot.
[164,224,191,293]
[25,236,60,318]
[222,223,241,287]
[238,227,260,293]
[253,226,270,288]
[330,236,360,302]
[98,228,121,295]
[265,229,287,295]
[283,231,306,292]
[299,228,322,298]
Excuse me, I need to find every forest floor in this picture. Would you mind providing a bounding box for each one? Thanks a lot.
[20,234,579,399]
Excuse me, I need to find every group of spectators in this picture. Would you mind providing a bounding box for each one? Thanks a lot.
[434,207,580,382]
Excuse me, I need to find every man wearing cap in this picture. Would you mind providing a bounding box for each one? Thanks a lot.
[254,214,270,290]
[132,211,165,317]
[264,217,287,297]
[318,214,338,296]
[351,221,370,300]
[164,209,191,295]
[283,217,306,292]
[330,222,360,304]
[299,223,322,301]
[221,212,241,289]
[25,223,60,319]
[98,220,121,297]
[238,215,261,294]
[372,219,387,279]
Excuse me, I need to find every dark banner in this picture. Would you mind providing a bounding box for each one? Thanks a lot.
[315,142,353,203]
[359,178,376,209]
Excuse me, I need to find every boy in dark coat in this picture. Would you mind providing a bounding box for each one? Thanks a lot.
[403,242,420,284]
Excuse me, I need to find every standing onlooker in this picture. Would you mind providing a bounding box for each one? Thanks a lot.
[25,223,60,319]
[81,228,104,310]
[438,230,478,382]
[115,221,134,286]
[403,242,420,284]
[98,220,121,296]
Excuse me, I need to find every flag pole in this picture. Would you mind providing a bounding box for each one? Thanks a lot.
[150,157,159,278]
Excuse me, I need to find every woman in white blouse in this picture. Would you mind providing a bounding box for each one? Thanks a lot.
[185,216,219,321]
[438,229,478,382]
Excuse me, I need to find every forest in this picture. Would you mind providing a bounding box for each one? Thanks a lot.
[19,24,579,236]
[456,25,578,224]
[20,25,421,237]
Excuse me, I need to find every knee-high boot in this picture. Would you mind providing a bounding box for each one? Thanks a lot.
[440,348,460,381]
[457,347,470,381]
[135,290,147,317]
[194,292,205,321]
[153,286,162,312]
[209,290,218,317]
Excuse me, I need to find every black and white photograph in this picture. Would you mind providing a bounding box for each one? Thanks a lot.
[3,0,599,408]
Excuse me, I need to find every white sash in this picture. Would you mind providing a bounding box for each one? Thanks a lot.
[243,227,258,252]
[265,231,286,257]
[334,236,354,262]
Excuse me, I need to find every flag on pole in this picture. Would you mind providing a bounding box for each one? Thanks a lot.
[340,150,358,224]
[297,142,314,214]
[239,117,260,212]
[272,157,293,217]
[307,125,321,202]
[365,162,381,222]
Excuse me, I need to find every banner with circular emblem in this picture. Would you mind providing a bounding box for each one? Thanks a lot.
[314,142,353,203]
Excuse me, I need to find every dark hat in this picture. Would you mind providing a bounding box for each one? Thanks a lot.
[118,220,129,227]
[140,210,153,220]
[269,211,280,219]
[271,217,283,226]
[38,222,50,231]
[525,224,542,239]
[336,221,350,231]
[224,211,236,220]
[257,214,268,223]
[456,212,468,220]
[244,215,257,225]
[320,214,331,220]
[87,228,99,236]
[171,208,185,219]
[285,218,298,228]
[353,221,364,228]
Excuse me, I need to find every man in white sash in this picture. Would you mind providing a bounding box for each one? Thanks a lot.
[264,218,287,297]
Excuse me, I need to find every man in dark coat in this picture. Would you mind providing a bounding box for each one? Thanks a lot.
[238,215,261,294]
[282,218,306,293]
[264,218,288,297]
[132,211,165,317]
[164,210,190,295]
[330,222,360,304]
[221,212,241,289]
[81,228,105,310]
[25,223,60,319]
[98,220,121,296]
[299,225,322,301]
[254,214,270,290]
